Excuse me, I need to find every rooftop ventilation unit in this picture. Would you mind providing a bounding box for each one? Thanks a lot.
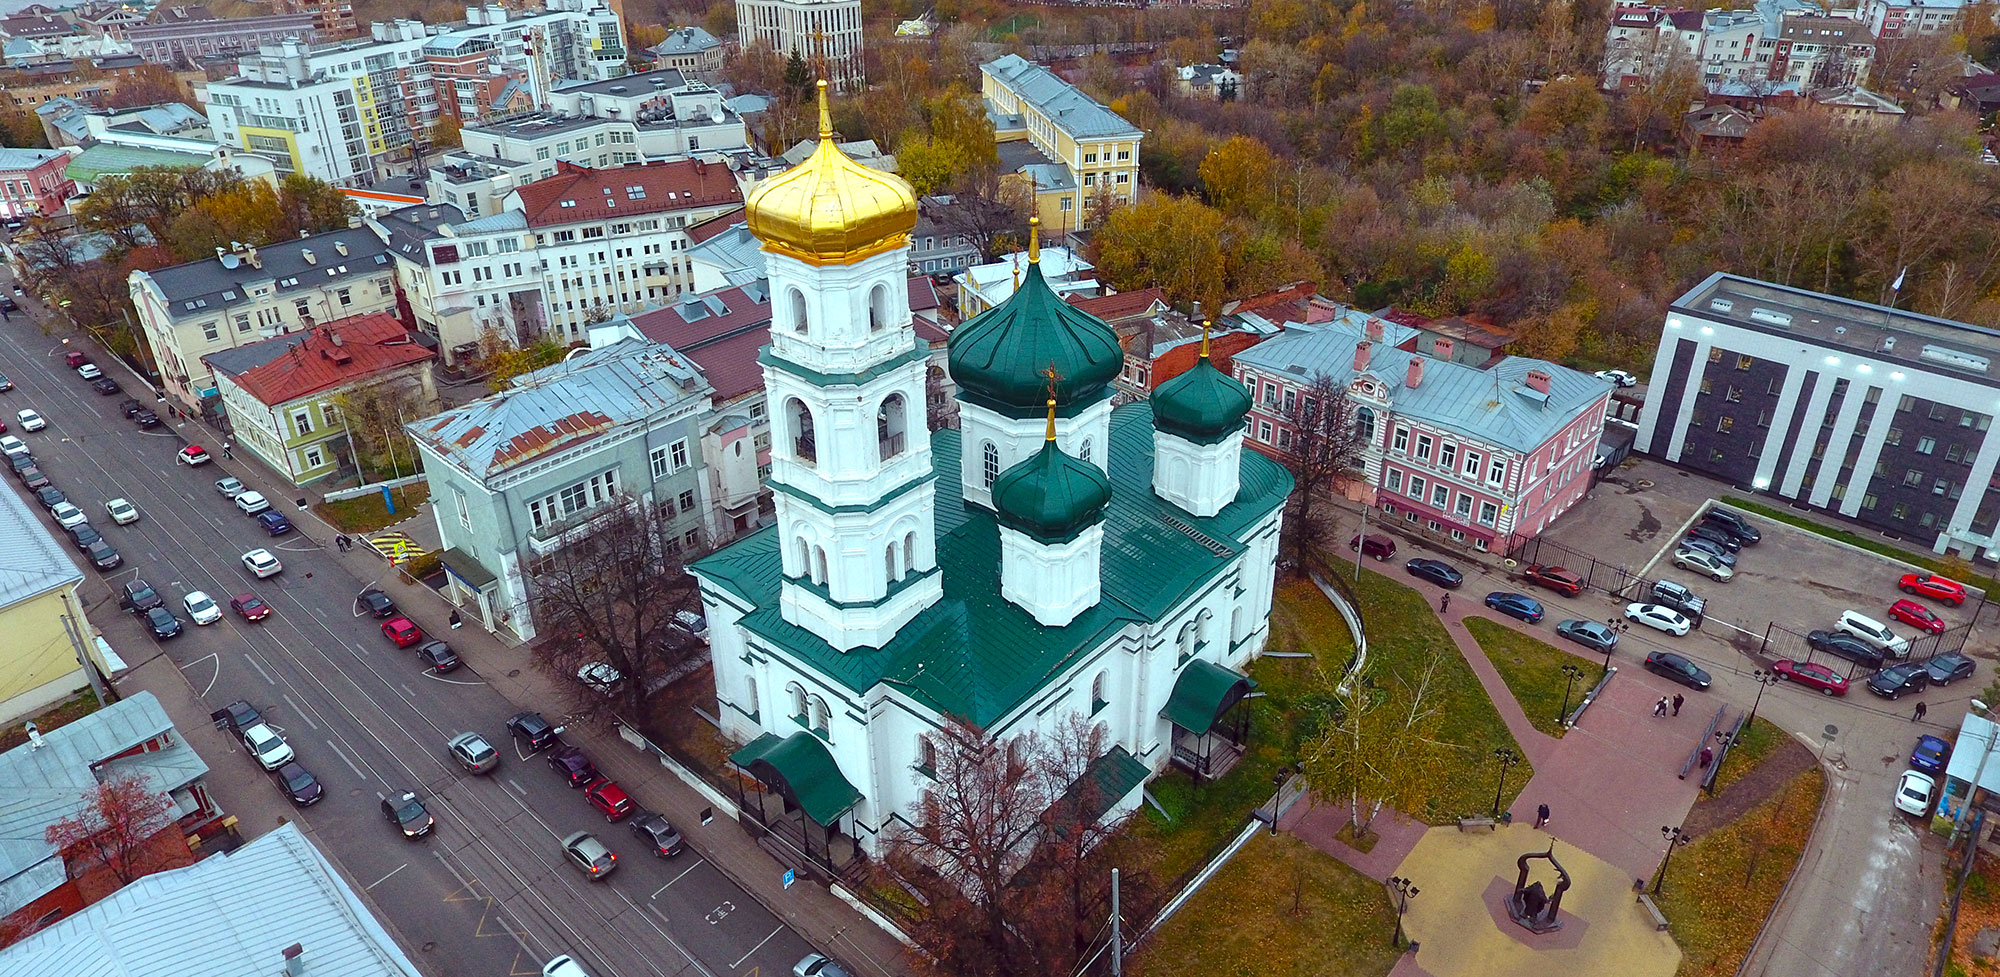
[1921,345,1990,373]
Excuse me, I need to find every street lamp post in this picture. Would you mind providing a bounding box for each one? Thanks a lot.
[1388,875,1419,948]
[1491,747,1519,818]
[1602,618,1627,677]
[1652,825,1692,894]
[1748,668,1781,726]
[1950,700,1995,846]
[1557,663,1584,726]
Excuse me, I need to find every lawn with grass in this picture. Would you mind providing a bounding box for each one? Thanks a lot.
[1657,764,1826,977]
[1463,617,1593,738]
[0,692,101,752]
[320,483,430,534]
[1711,717,1783,796]
[1724,496,1999,593]
[1133,832,1402,977]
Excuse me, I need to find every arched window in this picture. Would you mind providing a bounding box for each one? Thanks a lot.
[745,675,759,715]
[787,682,806,720]
[813,546,828,586]
[1355,407,1377,446]
[1196,608,1213,647]
[1231,606,1245,643]
[788,288,808,334]
[868,282,890,331]
[1177,621,1198,659]
[917,735,937,773]
[808,695,830,736]
[794,536,810,579]
[982,441,1000,487]
[876,393,907,461]
[885,543,899,583]
[903,531,916,571]
[1091,670,1108,713]
[788,398,816,464]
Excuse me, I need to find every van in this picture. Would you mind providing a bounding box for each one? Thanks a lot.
[1350,534,1396,560]
[1838,610,1910,658]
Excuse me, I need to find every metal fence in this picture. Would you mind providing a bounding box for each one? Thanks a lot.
[1509,535,1651,601]
[1757,620,1973,677]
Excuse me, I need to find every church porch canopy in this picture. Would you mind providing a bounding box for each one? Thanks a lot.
[730,731,863,827]
[1161,659,1256,735]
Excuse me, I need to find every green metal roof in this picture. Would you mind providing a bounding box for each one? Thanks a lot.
[947,260,1123,419]
[65,143,208,184]
[1161,659,1256,735]
[1058,745,1149,826]
[1152,354,1252,444]
[992,437,1112,543]
[691,403,1292,728]
[728,731,862,826]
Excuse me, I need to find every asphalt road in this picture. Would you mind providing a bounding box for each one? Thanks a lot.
[0,305,814,977]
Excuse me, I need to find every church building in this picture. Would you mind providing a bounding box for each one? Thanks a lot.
[691,83,1292,860]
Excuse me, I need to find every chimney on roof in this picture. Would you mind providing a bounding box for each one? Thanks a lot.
[1353,341,1371,372]
[1405,356,1424,390]
[302,249,316,265]
[1525,369,1552,394]
[334,240,348,256]
[1365,317,1385,343]
[25,721,43,750]
[282,943,305,976]
[245,246,260,269]
[1433,336,1454,360]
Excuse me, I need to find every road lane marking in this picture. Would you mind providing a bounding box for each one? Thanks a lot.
[188,652,219,696]
[652,857,706,898]
[326,739,366,778]
[366,863,408,889]
[282,695,319,730]
[243,651,275,685]
[730,925,785,968]
[401,683,416,697]
[506,778,527,796]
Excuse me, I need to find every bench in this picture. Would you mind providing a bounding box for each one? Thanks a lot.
[1457,816,1497,832]
[1637,893,1670,931]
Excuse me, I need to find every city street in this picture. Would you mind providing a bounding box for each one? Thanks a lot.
[0,306,818,977]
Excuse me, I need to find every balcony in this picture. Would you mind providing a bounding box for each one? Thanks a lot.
[525,501,620,556]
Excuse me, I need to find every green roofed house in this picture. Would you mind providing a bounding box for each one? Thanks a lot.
[693,90,1288,867]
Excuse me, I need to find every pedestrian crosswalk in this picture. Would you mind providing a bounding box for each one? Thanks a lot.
[367,531,425,565]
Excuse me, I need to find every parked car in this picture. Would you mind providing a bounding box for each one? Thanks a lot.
[210,699,261,733]
[1899,573,1967,606]
[8,453,34,475]
[1838,610,1909,658]
[141,605,182,639]
[577,662,621,695]
[273,762,324,806]
[176,445,211,466]
[671,609,708,641]
[562,831,616,879]
[1405,558,1462,589]
[415,640,458,673]
[0,372,10,390]
[234,491,270,515]
[1808,630,1885,669]
[214,476,244,497]
[34,485,66,510]
[794,953,857,977]
[1926,652,1978,686]
[1350,534,1396,560]
[133,409,160,429]
[61,351,84,369]
[90,377,120,395]
[1866,662,1931,700]
[103,497,139,524]
[1894,770,1937,816]
[447,732,500,774]
[1684,522,1742,552]
[1521,564,1584,597]
[1484,592,1544,623]
[382,791,434,838]
[0,435,24,457]
[1624,602,1693,636]
[241,548,282,578]
[1676,536,1738,567]
[116,398,142,418]
[183,591,222,625]
[1555,619,1618,653]
[358,589,398,618]
[84,539,121,569]
[1648,581,1710,621]
[507,711,560,752]
[231,593,271,621]
[382,616,423,647]
[1595,369,1638,387]
[18,467,49,491]
[119,579,164,613]
[74,362,99,379]
[543,956,592,977]
[1672,547,1735,582]
[1912,734,1953,775]
[65,523,101,551]
[1644,651,1712,690]
[256,510,292,535]
[630,813,685,857]
[1701,508,1761,545]
[548,746,600,787]
[1770,658,1848,696]
[48,501,86,530]
[1887,599,1945,635]
[16,408,45,431]
[584,779,635,821]
[240,723,294,770]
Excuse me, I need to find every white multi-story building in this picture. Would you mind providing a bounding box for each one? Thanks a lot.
[735,0,862,91]
[1602,0,1865,90]
[1860,0,1967,37]
[368,202,547,363]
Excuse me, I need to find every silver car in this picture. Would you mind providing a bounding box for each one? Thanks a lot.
[447,731,500,774]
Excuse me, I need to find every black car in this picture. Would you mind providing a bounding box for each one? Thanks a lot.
[117,398,142,418]
[1926,652,1978,685]
[34,486,65,510]
[1808,629,1885,669]
[211,699,261,733]
[85,539,121,569]
[8,453,34,475]
[1867,662,1931,699]
[142,605,183,639]
[548,746,599,787]
[1684,523,1741,552]
[119,579,164,613]
[415,639,459,672]
[66,523,102,551]
[90,376,121,395]
[1701,509,1761,545]
[1555,619,1619,653]
[1405,558,1463,589]
[358,588,398,618]
[382,791,434,837]
[630,812,685,857]
[1644,651,1712,689]
[18,466,49,492]
[134,409,160,429]
[273,762,324,806]
[507,711,559,752]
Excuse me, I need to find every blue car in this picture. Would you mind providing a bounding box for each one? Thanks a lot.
[1484,592,1544,624]
[1912,734,1952,775]
[256,510,292,535]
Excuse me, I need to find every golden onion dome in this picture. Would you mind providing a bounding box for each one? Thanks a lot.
[745,80,919,265]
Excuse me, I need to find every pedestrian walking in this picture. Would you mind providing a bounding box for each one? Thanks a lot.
[1699,746,1715,769]
[222,440,232,460]
[449,609,463,630]
[1671,693,1685,716]
[1915,701,1929,722]
[334,534,348,552]
[1439,593,1450,614]
[1534,803,1551,829]
[1653,696,1669,717]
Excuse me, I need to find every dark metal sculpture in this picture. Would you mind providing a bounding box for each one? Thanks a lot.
[1506,845,1571,934]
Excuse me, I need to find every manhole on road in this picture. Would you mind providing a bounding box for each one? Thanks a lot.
[508,669,521,677]
[1636,479,1655,489]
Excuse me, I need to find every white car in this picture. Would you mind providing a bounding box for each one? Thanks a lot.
[577,662,622,695]
[215,476,244,498]
[0,435,24,457]
[183,591,222,625]
[49,501,88,530]
[241,548,282,578]
[1895,769,1936,816]
[15,409,45,431]
[240,722,295,770]
[1624,602,1693,636]
[235,490,270,515]
[543,956,593,977]
[104,498,139,524]
[1672,548,1734,582]
[1594,369,1638,388]
[76,363,102,380]
[1838,609,1910,657]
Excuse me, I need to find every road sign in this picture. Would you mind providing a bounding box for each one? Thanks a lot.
[783,868,795,889]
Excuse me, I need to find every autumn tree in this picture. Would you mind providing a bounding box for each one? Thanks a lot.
[484,335,572,389]
[628,21,668,51]
[43,773,182,887]
[1091,192,1226,307]
[0,106,47,149]
[1197,134,1278,220]
[1300,648,1458,835]
[332,379,431,479]
[106,63,192,109]
[425,115,463,150]
[1276,372,1365,569]
[527,494,706,719]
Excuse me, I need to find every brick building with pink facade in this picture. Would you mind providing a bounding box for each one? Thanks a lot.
[1234,316,1614,554]
[0,148,73,221]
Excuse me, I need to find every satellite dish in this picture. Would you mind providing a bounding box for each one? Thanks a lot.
[221,253,241,269]
[709,104,723,123]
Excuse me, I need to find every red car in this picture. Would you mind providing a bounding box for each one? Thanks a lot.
[1521,564,1584,597]
[1900,573,1967,606]
[230,593,271,622]
[1888,598,1946,635]
[381,616,423,647]
[1770,659,1849,696]
[584,779,634,822]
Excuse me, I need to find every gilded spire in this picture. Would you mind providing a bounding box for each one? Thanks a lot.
[1043,366,1061,441]
[1028,215,1041,264]
[1199,319,1213,359]
[815,79,832,138]
[1045,398,1058,441]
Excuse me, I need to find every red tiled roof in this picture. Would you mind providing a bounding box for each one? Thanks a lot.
[1378,307,1434,329]
[515,160,743,228]
[908,276,941,314]
[224,313,433,405]
[1066,286,1164,322]
[685,207,745,245]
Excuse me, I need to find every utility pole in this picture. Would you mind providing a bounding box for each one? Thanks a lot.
[1111,867,1122,977]
[59,592,108,707]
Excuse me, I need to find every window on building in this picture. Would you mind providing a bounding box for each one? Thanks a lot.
[337,288,352,307]
[1355,407,1376,444]
[1737,355,1754,370]
[1892,502,1911,520]
[1454,493,1472,518]
[293,408,313,434]
[983,441,999,487]
[1409,475,1427,500]
[1431,484,1449,508]
[1949,443,1966,463]
[1277,429,1293,450]
[1918,436,1936,455]
[1489,458,1505,484]
[650,445,670,479]
[1393,427,1410,452]
[1863,493,1879,510]
[1386,469,1403,493]
[1478,501,1498,526]
[1717,416,1733,433]
[1700,378,1713,395]
[1091,671,1108,714]
[1905,469,1925,487]
[201,321,219,341]
[788,398,816,463]
[1725,386,1742,402]
[678,489,696,511]
[877,394,907,460]
[1935,479,1951,496]
[1258,420,1273,442]
[1886,428,1903,445]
